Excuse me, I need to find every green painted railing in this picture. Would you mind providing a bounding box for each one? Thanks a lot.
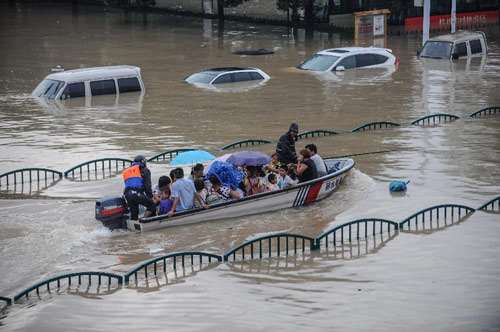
[13,271,123,303]
[147,148,196,162]
[351,121,400,132]
[399,204,475,232]
[297,129,338,139]
[1,197,498,306]
[124,252,222,284]
[64,158,132,179]
[315,218,399,248]
[469,106,500,118]
[221,139,272,150]
[223,233,316,262]
[478,196,500,213]
[0,168,62,189]
[411,113,460,126]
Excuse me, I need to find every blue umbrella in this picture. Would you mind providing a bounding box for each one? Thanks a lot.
[227,151,271,166]
[170,150,215,166]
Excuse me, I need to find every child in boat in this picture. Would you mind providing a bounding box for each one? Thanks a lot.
[158,187,173,215]
[208,175,241,202]
[277,166,298,189]
[194,178,208,208]
[244,165,265,196]
[265,173,279,191]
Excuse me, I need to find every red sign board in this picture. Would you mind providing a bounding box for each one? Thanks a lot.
[405,10,499,32]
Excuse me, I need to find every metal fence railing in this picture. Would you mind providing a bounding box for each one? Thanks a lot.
[411,113,460,126]
[1,196,497,306]
[64,158,132,181]
[351,121,401,133]
[469,106,500,118]
[147,148,196,162]
[221,139,272,151]
[297,129,338,139]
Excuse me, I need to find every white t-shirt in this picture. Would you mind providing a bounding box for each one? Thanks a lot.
[311,154,327,176]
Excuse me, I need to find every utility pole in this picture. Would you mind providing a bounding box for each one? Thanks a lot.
[423,0,430,45]
[451,0,456,33]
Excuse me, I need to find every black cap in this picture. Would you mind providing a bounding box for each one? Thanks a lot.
[289,123,299,133]
[133,155,146,163]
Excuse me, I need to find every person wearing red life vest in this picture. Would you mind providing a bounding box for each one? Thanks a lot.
[122,155,156,220]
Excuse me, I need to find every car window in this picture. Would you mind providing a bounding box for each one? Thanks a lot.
[32,79,65,99]
[335,55,356,69]
[212,74,233,84]
[298,54,340,71]
[118,77,141,93]
[355,54,377,68]
[90,79,116,96]
[185,72,218,84]
[61,82,85,99]
[420,41,453,59]
[469,39,482,54]
[249,72,264,80]
[232,72,253,82]
[454,42,467,57]
[371,54,389,65]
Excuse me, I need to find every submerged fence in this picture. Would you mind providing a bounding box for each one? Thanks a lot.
[1,196,497,308]
[0,106,498,194]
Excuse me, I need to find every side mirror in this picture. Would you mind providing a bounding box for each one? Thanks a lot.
[335,66,345,72]
[452,53,459,60]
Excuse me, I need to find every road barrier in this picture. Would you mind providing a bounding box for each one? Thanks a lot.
[1,197,497,308]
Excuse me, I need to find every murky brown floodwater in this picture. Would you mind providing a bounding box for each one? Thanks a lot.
[0,2,499,331]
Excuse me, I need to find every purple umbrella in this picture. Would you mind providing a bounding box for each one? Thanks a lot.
[226,151,271,166]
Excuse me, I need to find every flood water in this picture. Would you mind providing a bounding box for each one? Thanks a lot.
[1,2,500,331]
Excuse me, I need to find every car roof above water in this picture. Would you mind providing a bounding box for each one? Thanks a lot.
[201,67,259,74]
[45,65,141,82]
[317,47,393,56]
[429,31,486,43]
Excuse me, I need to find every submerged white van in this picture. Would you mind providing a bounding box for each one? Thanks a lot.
[32,65,144,100]
[418,31,487,60]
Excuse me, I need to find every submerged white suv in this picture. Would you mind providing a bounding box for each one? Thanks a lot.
[297,47,398,72]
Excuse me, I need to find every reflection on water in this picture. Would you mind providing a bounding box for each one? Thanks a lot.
[0,2,500,331]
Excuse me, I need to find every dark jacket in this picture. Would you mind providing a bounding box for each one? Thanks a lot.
[141,167,153,198]
[276,133,297,165]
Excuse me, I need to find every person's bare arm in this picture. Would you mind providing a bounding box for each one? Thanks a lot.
[194,192,209,209]
[168,197,179,216]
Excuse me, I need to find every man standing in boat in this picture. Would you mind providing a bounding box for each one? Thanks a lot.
[276,123,299,166]
[122,155,156,220]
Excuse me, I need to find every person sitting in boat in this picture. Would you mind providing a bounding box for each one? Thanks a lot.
[122,155,157,220]
[305,144,327,177]
[276,123,299,166]
[190,163,204,181]
[208,175,241,201]
[158,186,173,215]
[264,153,282,174]
[293,149,318,183]
[277,166,298,189]
[244,165,265,196]
[193,178,208,208]
[265,173,279,191]
[153,175,171,198]
[168,168,207,216]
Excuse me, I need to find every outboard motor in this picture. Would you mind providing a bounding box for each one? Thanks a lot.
[95,196,128,229]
